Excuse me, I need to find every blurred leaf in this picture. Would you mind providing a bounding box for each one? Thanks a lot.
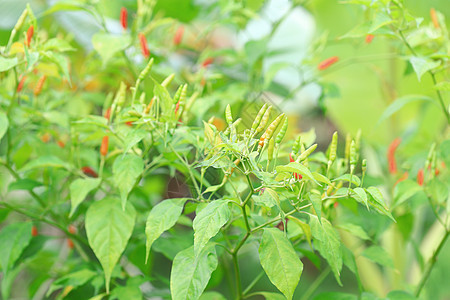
[409,56,440,81]
[69,177,101,217]
[309,192,322,221]
[124,129,148,154]
[145,198,189,262]
[385,290,416,299]
[47,269,97,297]
[170,243,218,300]
[20,155,71,171]
[434,81,450,91]
[259,228,303,300]
[310,216,342,285]
[199,291,227,300]
[264,62,290,88]
[113,154,144,209]
[366,187,388,210]
[312,172,332,185]
[314,292,357,300]
[361,245,394,268]
[154,0,199,22]
[352,187,368,209]
[73,115,108,128]
[42,38,76,52]
[338,223,370,240]
[0,57,18,72]
[92,32,131,64]
[86,197,136,293]
[193,200,230,258]
[258,292,286,300]
[369,13,394,33]
[377,95,438,125]
[276,162,319,184]
[393,180,422,207]
[8,178,44,192]
[0,222,32,273]
[333,174,360,186]
[0,111,8,141]
[245,38,268,68]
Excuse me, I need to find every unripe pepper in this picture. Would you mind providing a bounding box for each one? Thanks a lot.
[259,113,284,151]
[297,143,317,162]
[255,106,272,135]
[161,73,175,88]
[350,140,357,170]
[275,117,288,145]
[225,104,233,125]
[328,131,338,163]
[268,138,275,162]
[292,135,301,157]
[100,136,109,157]
[251,104,268,135]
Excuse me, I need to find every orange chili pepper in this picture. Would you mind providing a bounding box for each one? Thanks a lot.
[120,7,127,30]
[318,56,339,70]
[100,136,109,156]
[139,33,150,58]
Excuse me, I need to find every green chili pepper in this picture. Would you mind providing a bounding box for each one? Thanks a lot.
[350,140,357,166]
[275,117,288,145]
[328,131,338,162]
[161,73,175,88]
[362,159,367,173]
[251,104,268,134]
[292,135,301,156]
[255,105,272,135]
[345,133,351,164]
[225,104,233,124]
[268,138,275,162]
[173,85,183,104]
[259,113,284,151]
[297,143,317,162]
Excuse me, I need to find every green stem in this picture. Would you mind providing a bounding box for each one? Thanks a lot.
[415,230,449,297]
[300,267,331,300]
[232,253,242,300]
[242,270,265,296]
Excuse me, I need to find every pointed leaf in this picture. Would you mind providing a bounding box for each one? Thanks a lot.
[193,200,230,257]
[86,197,136,293]
[112,154,144,209]
[0,57,18,72]
[309,192,322,222]
[259,228,303,300]
[69,178,101,217]
[287,216,312,250]
[20,155,71,171]
[361,246,394,268]
[170,244,218,300]
[366,187,388,210]
[124,129,148,154]
[145,198,189,262]
[409,56,440,81]
[0,222,32,274]
[92,32,131,64]
[276,162,319,184]
[352,187,368,210]
[310,216,342,285]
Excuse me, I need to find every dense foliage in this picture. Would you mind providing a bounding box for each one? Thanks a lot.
[0,0,449,299]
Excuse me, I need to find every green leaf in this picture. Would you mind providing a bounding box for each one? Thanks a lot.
[312,172,332,186]
[337,223,370,240]
[0,222,32,274]
[369,13,394,32]
[124,129,148,154]
[352,187,369,209]
[259,228,303,300]
[113,154,144,209]
[366,187,388,210]
[361,245,394,268]
[333,174,360,186]
[409,56,440,81]
[393,179,422,207]
[170,243,218,300]
[309,192,322,221]
[145,198,189,262]
[310,216,342,285]
[152,79,173,116]
[276,162,319,184]
[42,38,76,52]
[92,32,131,64]
[193,200,230,257]
[377,95,438,125]
[385,290,416,300]
[8,179,43,192]
[19,155,71,172]
[86,197,136,293]
[434,81,450,91]
[287,216,312,249]
[73,115,109,128]
[199,291,227,300]
[0,57,18,72]
[47,269,97,296]
[0,111,8,141]
[258,292,287,300]
[69,178,101,217]
[314,292,357,300]
[342,246,359,281]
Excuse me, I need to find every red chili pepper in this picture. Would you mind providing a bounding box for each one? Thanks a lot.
[125,121,133,127]
[387,138,401,174]
[26,25,34,47]
[430,8,439,29]
[68,225,77,234]
[104,107,111,120]
[201,57,214,68]
[17,76,27,93]
[417,168,424,186]
[100,136,109,157]
[174,26,184,45]
[334,202,339,208]
[120,7,128,30]
[67,239,74,249]
[317,56,339,71]
[34,75,47,96]
[32,226,38,237]
[289,153,302,180]
[57,140,65,148]
[81,166,98,178]
[174,101,180,114]
[41,133,51,143]
[139,33,150,58]
[365,34,374,44]
[394,171,408,187]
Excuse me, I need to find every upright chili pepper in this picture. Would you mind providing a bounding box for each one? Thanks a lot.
[275,117,288,146]
[430,8,439,29]
[297,144,317,162]
[318,56,339,70]
[417,168,424,186]
[387,138,401,174]
[17,76,27,93]
[255,106,272,135]
[292,135,301,157]
[100,136,109,157]
[251,104,268,135]
[26,25,34,47]
[201,57,214,68]
[104,107,111,120]
[259,113,284,151]
[120,7,128,30]
[34,75,46,96]
[174,26,184,45]
[139,33,150,58]
[289,153,301,180]
[327,131,338,170]
[350,140,357,172]
[225,104,233,125]
[32,226,38,237]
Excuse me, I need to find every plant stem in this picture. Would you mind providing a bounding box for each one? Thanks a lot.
[242,270,265,296]
[232,253,243,300]
[415,230,449,297]
[300,267,331,300]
